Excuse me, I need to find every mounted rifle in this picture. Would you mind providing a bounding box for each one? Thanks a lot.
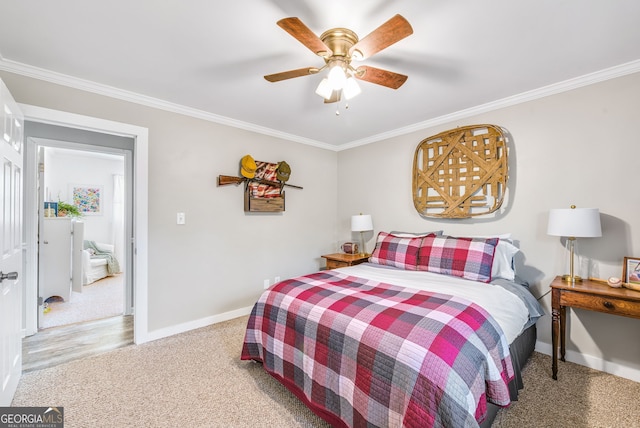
[217,175,303,190]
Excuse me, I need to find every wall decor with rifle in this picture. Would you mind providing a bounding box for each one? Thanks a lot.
[218,155,302,212]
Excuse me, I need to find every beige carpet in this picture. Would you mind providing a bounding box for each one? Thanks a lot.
[12,316,640,427]
[42,274,124,329]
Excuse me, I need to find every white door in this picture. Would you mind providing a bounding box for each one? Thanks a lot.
[0,79,24,405]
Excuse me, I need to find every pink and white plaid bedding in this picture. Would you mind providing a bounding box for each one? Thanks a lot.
[241,270,515,427]
[368,231,431,270]
[418,235,499,283]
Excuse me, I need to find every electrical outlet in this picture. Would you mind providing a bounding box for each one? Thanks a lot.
[274,276,280,284]
[263,279,270,289]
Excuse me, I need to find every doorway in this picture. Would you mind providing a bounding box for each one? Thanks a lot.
[25,124,134,335]
[38,146,127,329]
[20,104,150,344]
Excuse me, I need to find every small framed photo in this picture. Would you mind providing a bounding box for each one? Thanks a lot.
[622,257,640,285]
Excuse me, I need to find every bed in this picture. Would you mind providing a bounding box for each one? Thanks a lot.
[242,232,544,427]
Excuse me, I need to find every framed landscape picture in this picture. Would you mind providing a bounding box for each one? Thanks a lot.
[70,184,103,215]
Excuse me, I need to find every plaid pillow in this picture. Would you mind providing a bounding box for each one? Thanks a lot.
[369,232,430,270]
[417,235,499,283]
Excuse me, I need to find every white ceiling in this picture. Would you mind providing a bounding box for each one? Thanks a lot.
[1,0,639,149]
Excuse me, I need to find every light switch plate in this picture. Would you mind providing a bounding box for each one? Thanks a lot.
[177,212,186,225]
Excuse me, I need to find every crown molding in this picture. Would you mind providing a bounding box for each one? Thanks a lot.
[0,56,335,151]
[2,56,639,152]
[339,59,640,151]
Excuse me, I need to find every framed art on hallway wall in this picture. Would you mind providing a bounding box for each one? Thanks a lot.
[70,184,103,215]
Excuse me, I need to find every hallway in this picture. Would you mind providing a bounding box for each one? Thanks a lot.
[22,315,133,373]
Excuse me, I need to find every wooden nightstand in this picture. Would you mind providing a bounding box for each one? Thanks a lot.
[321,253,369,270]
[550,276,640,380]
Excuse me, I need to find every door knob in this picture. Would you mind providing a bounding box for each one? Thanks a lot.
[0,271,18,282]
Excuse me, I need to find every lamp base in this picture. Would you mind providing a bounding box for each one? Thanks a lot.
[359,231,367,259]
[562,274,583,283]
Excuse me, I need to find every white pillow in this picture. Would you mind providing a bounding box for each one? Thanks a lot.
[472,233,512,240]
[492,240,519,281]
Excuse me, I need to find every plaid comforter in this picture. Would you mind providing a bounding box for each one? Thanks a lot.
[241,270,514,428]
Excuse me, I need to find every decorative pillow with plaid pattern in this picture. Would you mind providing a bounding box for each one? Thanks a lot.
[417,235,499,282]
[369,232,432,270]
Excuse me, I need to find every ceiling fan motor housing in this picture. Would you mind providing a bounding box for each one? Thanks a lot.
[320,28,359,64]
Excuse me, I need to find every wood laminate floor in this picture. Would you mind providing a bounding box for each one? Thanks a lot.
[22,315,134,373]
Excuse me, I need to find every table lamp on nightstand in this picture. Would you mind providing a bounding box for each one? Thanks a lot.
[547,205,602,284]
[351,214,373,257]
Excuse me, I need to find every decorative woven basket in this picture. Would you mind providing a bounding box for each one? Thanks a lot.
[412,124,508,218]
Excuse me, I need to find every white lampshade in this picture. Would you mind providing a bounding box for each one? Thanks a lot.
[352,214,373,257]
[351,214,373,232]
[343,77,361,100]
[315,78,333,100]
[328,65,347,90]
[547,207,602,238]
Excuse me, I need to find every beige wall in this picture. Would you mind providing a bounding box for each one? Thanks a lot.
[338,71,640,379]
[0,71,338,332]
[3,68,639,379]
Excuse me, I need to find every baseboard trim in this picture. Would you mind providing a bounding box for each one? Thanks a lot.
[140,306,254,344]
[535,341,640,383]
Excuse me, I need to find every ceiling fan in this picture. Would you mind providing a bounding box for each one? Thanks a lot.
[264,15,413,103]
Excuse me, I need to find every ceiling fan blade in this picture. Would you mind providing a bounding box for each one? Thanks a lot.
[324,90,341,104]
[355,65,408,89]
[349,14,413,60]
[264,67,319,82]
[277,17,333,57]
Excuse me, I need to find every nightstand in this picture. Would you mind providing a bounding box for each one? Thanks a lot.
[550,276,640,380]
[321,253,369,270]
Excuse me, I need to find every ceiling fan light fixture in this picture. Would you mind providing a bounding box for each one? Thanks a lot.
[266,15,413,106]
[343,77,361,100]
[315,78,333,99]
[327,65,347,90]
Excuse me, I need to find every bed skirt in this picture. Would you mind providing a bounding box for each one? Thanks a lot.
[480,323,537,428]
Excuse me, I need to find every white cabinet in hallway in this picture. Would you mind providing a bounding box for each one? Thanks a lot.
[39,217,77,302]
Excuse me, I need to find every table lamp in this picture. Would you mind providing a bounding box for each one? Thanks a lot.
[547,205,601,283]
[351,214,373,257]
